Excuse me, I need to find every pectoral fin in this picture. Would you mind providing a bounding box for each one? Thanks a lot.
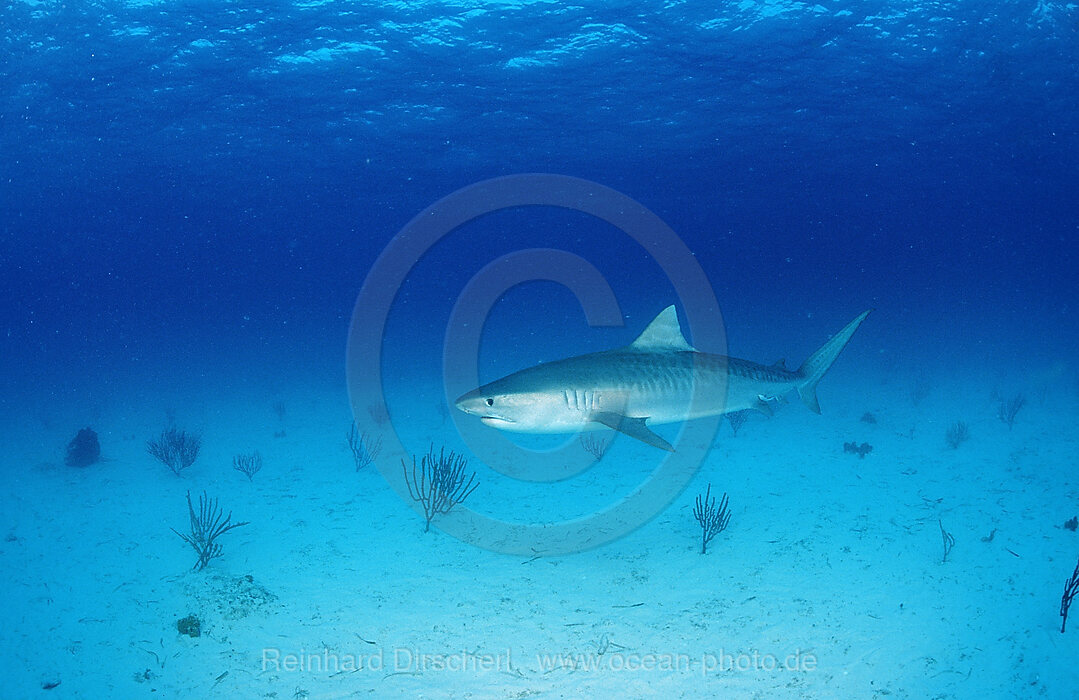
[752,398,775,416]
[591,412,674,452]
[753,394,787,416]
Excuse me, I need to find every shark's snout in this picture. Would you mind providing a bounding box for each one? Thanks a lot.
[456,389,518,425]
[454,389,483,415]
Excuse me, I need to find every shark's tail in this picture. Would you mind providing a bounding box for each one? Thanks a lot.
[796,310,872,413]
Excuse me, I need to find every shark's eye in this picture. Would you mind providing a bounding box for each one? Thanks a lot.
[485,398,494,407]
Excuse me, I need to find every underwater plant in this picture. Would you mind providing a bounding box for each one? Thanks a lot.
[1062,556,1079,633]
[692,484,731,554]
[233,451,262,481]
[579,433,609,461]
[147,427,201,476]
[172,491,248,571]
[347,423,382,471]
[944,421,970,450]
[997,393,1026,430]
[402,446,478,533]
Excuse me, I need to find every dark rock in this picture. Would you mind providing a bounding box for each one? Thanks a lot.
[65,428,101,467]
[177,614,201,638]
[843,441,873,458]
[1065,517,1078,532]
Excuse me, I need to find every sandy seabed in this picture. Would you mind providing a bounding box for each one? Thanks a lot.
[3,377,1077,699]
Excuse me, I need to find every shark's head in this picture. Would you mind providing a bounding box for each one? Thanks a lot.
[455,371,582,433]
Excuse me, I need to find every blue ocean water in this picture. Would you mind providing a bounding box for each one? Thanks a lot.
[2,1,1078,697]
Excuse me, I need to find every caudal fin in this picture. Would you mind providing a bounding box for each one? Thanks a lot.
[796,310,872,413]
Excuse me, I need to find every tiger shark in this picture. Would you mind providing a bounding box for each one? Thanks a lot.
[455,307,871,451]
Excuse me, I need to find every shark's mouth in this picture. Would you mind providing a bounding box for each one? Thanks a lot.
[480,416,515,426]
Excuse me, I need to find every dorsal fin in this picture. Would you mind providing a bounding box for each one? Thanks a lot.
[628,306,696,352]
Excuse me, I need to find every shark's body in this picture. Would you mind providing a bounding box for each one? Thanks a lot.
[455,307,871,451]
